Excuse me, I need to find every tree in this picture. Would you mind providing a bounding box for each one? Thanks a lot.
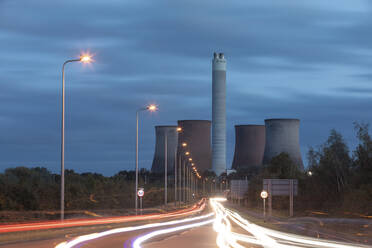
[305,129,351,208]
[352,122,372,187]
[263,152,301,179]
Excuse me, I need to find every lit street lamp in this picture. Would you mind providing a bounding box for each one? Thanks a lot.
[135,104,157,214]
[60,54,92,221]
[177,140,187,205]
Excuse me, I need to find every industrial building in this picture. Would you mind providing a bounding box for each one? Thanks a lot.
[231,125,265,170]
[177,120,212,173]
[151,126,178,174]
[263,119,304,170]
[212,52,227,176]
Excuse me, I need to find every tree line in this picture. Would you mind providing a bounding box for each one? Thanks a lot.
[0,167,168,211]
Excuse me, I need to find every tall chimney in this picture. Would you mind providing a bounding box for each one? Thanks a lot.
[212,52,226,176]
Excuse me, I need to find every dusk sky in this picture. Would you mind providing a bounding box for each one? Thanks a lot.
[1,0,372,176]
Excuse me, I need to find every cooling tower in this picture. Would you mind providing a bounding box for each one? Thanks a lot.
[151,126,178,174]
[177,120,212,173]
[263,119,304,170]
[212,52,226,176]
[232,125,265,170]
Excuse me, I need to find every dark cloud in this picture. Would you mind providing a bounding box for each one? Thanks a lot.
[0,0,372,175]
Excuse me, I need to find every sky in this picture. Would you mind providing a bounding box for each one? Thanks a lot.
[1,0,372,176]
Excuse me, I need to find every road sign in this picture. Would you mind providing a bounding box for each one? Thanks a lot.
[263,179,298,217]
[137,188,144,197]
[263,179,298,196]
[230,179,248,200]
[260,190,268,199]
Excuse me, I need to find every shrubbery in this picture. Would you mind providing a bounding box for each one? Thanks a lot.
[0,167,167,211]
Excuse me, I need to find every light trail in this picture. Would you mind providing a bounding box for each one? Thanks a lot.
[210,198,370,248]
[54,211,213,248]
[0,200,205,233]
[132,218,214,248]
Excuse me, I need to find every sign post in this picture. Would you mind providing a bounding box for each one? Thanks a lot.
[260,190,268,222]
[137,188,144,214]
[263,179,298,217]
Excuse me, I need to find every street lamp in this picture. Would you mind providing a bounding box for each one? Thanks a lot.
[178,143,187,204]
[135,104,157,214]
[60,54,92,221]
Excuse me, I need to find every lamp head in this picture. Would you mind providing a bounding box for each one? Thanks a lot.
[80,54,92,63]
[147,104,157,112]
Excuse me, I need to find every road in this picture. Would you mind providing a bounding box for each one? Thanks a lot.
[1,198,371,248]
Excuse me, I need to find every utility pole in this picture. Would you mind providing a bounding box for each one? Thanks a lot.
[174,149,177,206]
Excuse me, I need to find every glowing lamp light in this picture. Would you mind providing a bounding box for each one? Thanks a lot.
[189,158,192,161]
[185,152,190,156]
[147,105,157,112]
[182,142,187,147]
[80,54,92,63]
[177,127,182,132]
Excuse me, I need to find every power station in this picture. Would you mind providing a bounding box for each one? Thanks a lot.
[149,55,305,177]
[177,120,212,173]
[151,126,178,174]
[263,119,304,170]
[231,125,265,170]
[212,52,227,176]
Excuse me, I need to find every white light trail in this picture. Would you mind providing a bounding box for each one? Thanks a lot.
[55,212,214,248]
[209,198,369,248]
[132,218,214,248]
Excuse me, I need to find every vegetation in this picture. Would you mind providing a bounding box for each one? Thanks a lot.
[0,168,169,212]
[245,123,372,215]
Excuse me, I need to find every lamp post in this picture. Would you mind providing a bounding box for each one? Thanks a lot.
[135,104,157,214]
[178,153,182,205]
[183,158,186,202]
[174,149,177,206]
[164,131,168,207]
[60,54,92,221]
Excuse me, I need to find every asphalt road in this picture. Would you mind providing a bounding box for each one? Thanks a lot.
[0,213,215,248]
[2,198,371,248]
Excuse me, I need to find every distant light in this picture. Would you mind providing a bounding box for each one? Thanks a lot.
[182,142,187,147]
[185,152,190,156]
[177,127,182,132]
[191,163,195,166]
[307,171,313,176]
[189,158,192,161]
[147,105,157,112]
